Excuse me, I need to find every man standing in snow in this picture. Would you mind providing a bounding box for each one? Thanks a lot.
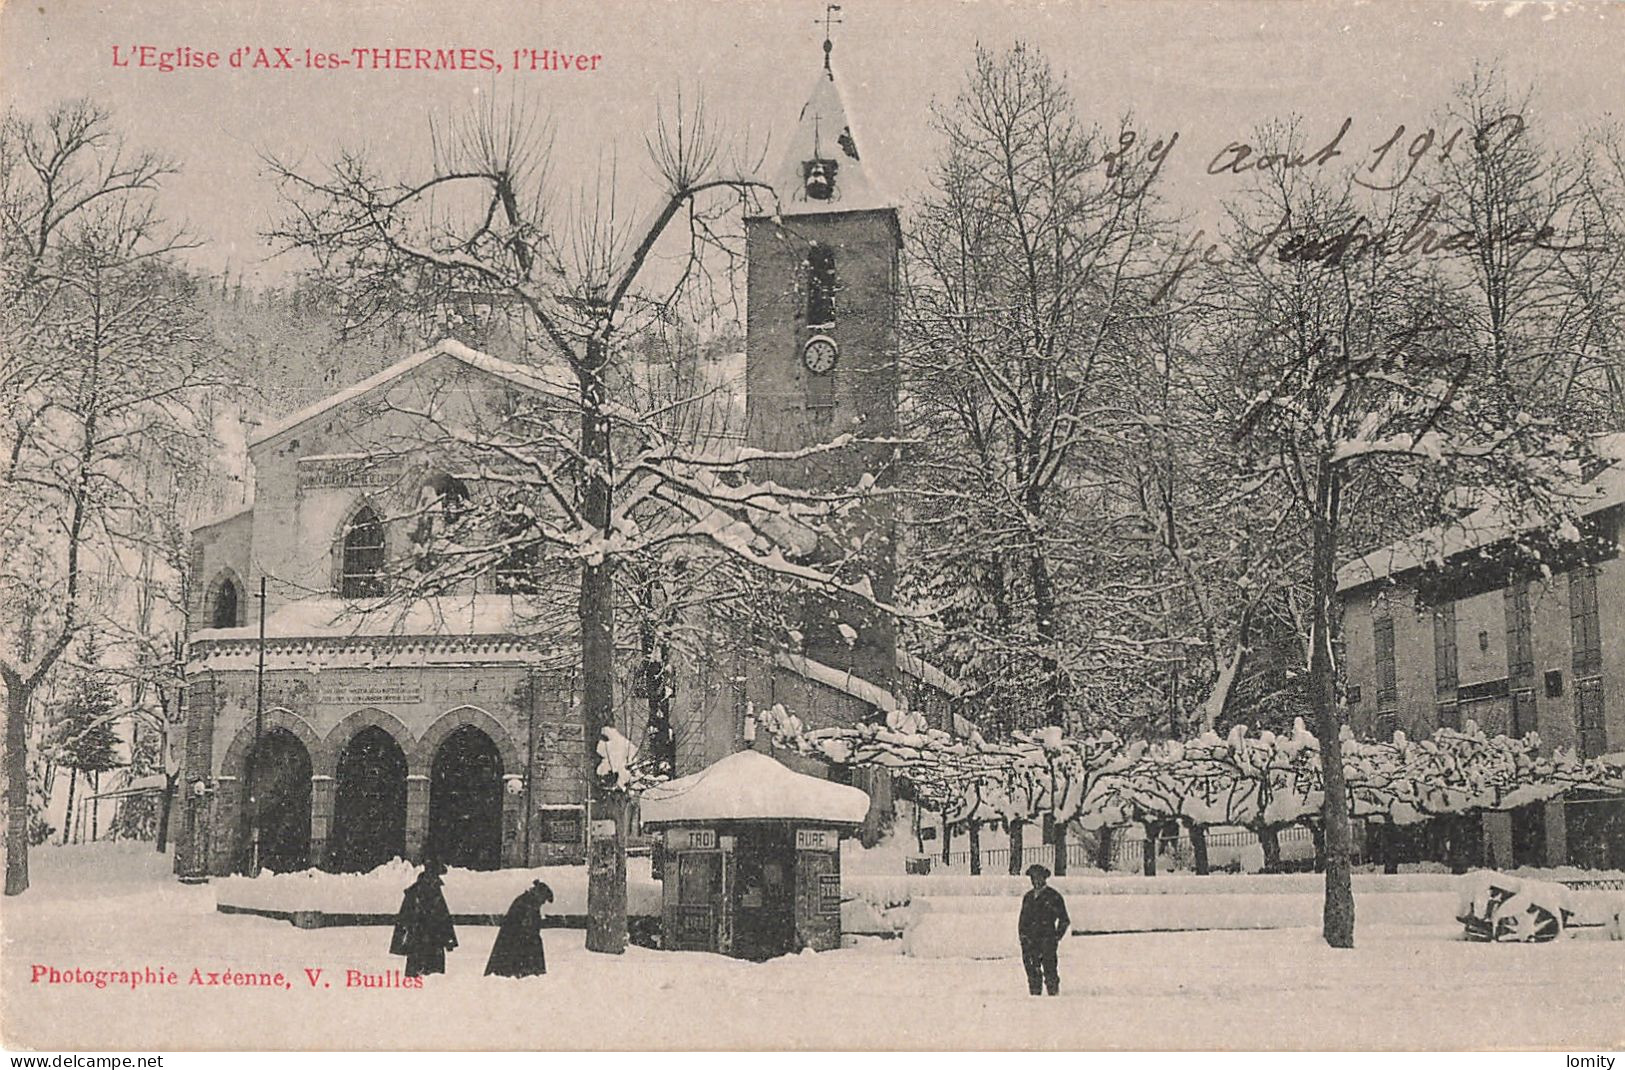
[1018,864,1069,996]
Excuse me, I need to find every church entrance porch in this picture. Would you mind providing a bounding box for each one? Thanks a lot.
[239,728,312,874]
[426,724,503,870]
[329,726,408,872]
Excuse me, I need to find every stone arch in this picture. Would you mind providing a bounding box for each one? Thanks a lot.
[317,707,417,778]
[222,707,321,778]
[412,705,522,777]
[203,567,248,629]
[328,723,410,873]
[425,723,505,870]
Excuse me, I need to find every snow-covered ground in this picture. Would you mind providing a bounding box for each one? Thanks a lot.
[3,842,1623,1051]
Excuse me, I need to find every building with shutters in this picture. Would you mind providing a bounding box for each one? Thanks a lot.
[1337,434,1625,868]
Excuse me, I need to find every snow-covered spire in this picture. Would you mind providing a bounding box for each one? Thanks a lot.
[764,54,895,217]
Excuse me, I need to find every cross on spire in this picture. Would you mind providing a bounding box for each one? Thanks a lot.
[819,4,842,71]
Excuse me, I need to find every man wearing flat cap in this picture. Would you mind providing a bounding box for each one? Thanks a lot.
[1018,864,1069,996]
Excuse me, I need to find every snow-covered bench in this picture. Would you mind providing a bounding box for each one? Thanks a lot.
[1455,872,1625,942]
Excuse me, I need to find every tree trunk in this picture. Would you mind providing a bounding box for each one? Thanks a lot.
[5,670,33,894]
[1258,824,1282,872]
[1052,819,1068,876]
[1310,467,1356,948]
[1095,826,1114,871]
[156,773,177,853]
[579,340,626,955]
[1141,821,1158,877]
[639,615,676,779]
[1008,819,1025,875]
[1189,824,1210,875]
[1377,822,1399,875]
[968,820,982,876]
[61,770,78,847]
[941,813,953,866]
[1027,491,1064,725]
[90,771,100,841]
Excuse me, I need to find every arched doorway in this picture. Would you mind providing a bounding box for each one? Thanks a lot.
[427,724,503,870]
[240,728,312,873]
[329,726,408,872]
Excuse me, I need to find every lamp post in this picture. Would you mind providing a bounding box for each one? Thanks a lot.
[250,576,266,875]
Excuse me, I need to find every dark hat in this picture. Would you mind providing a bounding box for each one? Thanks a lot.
[423,858,447,877]
[1025,864,1051,879]
[531,880,555,904]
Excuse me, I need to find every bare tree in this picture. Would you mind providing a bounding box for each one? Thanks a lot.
[902,45,1172,737]
[1207,115,1598,947]
[2,102,217,895]
[267,90,899,951]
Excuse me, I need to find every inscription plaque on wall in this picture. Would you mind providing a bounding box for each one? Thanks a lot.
[297,455,403,489]
[316,681,423,706]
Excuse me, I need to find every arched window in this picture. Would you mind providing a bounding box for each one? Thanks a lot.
[211,575,241,629]
[412,474,469,546]
[807,244,837,327]
[340,506,387,597]
[493,504,541,594]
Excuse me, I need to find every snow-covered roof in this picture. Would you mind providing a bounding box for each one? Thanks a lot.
[1337,434,1625,593]
[247,339,573,451]
[639,749,870,826]
[191,594,565,642]
[773,651,900,712]
[752,59,897,220]
[896,648,963,699]
[191,502,255,531]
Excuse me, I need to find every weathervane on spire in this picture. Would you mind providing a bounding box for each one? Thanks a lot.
[819,4,843,71]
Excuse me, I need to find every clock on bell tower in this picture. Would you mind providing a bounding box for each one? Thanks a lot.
[743,32,901,690]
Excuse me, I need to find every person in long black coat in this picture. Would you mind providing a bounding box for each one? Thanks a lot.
[1018,864,1070,996]
[484,880,554,977]
[390,859,458,977]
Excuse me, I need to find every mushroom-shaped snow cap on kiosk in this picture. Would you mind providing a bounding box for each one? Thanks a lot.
[640,749,871,827]
[642,750,870,960]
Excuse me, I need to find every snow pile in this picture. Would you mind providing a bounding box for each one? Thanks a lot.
[1455,870,1582,942]
[897,888,1458,953]
[839,896,893,936]
[846,870,1468,912]
[903,911,1019,959]
[215,858,662,918]
[596,727,639,790]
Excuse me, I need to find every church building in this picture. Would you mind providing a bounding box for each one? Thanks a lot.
[175,45,955,879]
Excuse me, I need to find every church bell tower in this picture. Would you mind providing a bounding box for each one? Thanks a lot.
[744,29,901,691]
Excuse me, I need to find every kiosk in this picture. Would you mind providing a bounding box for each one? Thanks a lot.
[640,750,870,959]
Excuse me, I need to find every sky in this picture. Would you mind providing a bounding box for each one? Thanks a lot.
[2,0,1622,287]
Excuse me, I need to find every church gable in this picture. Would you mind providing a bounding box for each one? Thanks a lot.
[248,338,568,463]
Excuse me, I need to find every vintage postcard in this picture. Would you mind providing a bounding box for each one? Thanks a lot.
[2,0,1624,1055]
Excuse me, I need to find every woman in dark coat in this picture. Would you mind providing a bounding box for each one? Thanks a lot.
[390,860,458,977]
[484,880,554,977]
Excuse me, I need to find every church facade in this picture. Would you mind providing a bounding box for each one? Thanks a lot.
[176,52,952,879]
